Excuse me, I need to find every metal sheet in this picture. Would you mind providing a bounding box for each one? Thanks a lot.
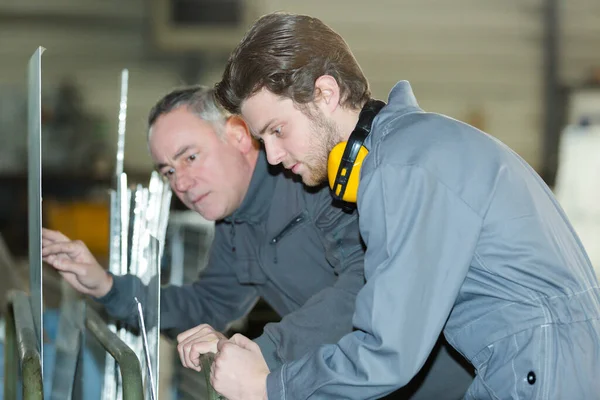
[102,188,121,400]
[167,225,185,286]
[119,175,130,276]
[27,46,45,376]
[116,69,128,177]
[50,284,85,400]
[100,69,170,400]
[129,185,148,277]
[117,69,130,278]
[102,68,130,400]
[148,171,172,254]
[0,234,23,309]
[135,297,156,400]
[144,234,161,400]
[128,190,161,400]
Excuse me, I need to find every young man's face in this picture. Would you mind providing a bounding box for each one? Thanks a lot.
[149,107,252,221]
[240,88,340,186]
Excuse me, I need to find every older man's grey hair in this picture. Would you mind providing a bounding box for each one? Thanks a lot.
[147,85,231,139]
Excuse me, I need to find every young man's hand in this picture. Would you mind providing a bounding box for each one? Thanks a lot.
[211,333,270,400]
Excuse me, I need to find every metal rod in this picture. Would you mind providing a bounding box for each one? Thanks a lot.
[5,291,43,400]
[134,297,156,400]
[86,307,143,400]
[4,294,18,400]
[200,353,227,400]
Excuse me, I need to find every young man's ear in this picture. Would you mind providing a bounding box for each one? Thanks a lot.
[224,115,257,153]
[314,75,341,114]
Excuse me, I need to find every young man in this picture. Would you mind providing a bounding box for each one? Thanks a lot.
[42,86,473,399]
[207,12,600,400]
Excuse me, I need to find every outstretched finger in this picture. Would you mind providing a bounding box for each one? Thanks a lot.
[41,228,71,243]
[44,256,87,276]
[42,238,55,247]
[41,241,86,258]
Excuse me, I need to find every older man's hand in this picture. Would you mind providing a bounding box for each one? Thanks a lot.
[211,333,270,400]
[41,228,113,298]
[177,324,226,372]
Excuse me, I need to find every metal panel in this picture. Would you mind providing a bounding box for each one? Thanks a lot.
[135,297,156,400]
[128,188,165,400]
[27,46,44,377]
[102,68,171,400]
[144,235,161,400]
[49,285,85,400]
[103,68,130,400]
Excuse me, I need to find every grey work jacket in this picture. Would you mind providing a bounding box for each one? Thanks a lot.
[97,153,365,367]
[267,81,600,399]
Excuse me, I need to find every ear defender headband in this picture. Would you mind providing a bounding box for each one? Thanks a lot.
[328,99,386,203]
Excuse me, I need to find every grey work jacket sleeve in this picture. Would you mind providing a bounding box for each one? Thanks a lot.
[96,226,260,337]
[256,208,365,369]
[95,272,154,328]
[267,164,482,399]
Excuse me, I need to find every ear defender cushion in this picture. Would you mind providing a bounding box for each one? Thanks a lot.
[327,99,386,203]
[328,143,369,203]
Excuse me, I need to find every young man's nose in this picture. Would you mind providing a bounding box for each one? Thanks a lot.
[263,138,286,165]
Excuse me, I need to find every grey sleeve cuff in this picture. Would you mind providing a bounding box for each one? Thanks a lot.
[254,333,283,371]
[93,273,137,323]
[266,366,286,400]
[94,272,121,304]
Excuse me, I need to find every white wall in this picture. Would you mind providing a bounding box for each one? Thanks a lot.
[0,0,183,173]
[1,0,599,173]
[265,0,544,167]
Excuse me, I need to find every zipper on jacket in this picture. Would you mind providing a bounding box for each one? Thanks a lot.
[270,211,307,263]
[230,221,237,253]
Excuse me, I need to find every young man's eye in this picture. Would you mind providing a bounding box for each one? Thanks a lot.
[188,154,197,162]
[163,168,175,178]
[274,127,283,137]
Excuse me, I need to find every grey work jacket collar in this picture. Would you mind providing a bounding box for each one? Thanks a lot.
[386,80,421,114]
[366,80,423,149]
[225,150,277,224]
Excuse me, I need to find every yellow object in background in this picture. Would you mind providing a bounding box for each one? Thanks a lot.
[45,200,109,257]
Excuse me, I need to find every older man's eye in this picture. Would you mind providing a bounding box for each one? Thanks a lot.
[274,127,283,137]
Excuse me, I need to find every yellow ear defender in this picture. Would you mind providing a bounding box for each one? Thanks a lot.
[328,99,386,203]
